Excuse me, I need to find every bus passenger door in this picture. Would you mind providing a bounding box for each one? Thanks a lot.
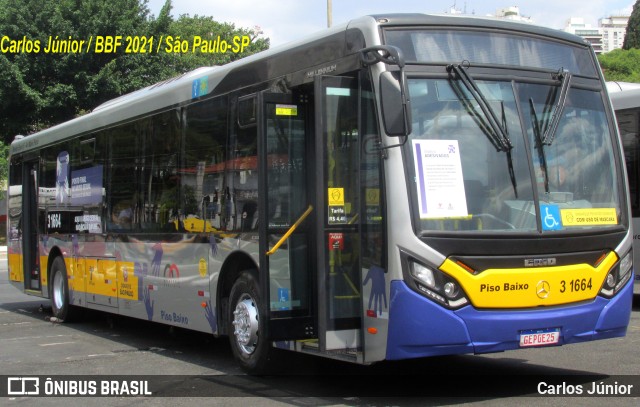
[22,159,41,291]
[258,92,317,340]
[314,76,363,359]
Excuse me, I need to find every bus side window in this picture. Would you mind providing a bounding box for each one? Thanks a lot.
[8,161,23,240]
[111,201,133,228]
[230,95,258,233]
[146,111,181,232]
[618,109,640,217]
[183,96,228,233]
[109,123,143,232]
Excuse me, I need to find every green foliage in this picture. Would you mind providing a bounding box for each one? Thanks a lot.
[0,0,270,145]
[0,54,43,137]
[597,48,640,82]
[0,0,150,135]
[0,140,8,192]
[167,15,269,67]
[597,0,640,83]
[624,0,640,49]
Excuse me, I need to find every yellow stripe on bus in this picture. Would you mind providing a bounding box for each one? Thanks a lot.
[11,253,140,301]
[8,254,22,282]
[66,258,137,300]
[439,252,618,308]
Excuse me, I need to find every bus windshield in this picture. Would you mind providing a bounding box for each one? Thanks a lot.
[406,78,621,233]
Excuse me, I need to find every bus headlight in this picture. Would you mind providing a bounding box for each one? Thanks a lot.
[619,251,633,281]
[411,262,435,288]
[600,250,633,298]
[408,259,468,309]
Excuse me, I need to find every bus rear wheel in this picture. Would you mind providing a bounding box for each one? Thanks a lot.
[50,257,80,321]
[228,270,272,374]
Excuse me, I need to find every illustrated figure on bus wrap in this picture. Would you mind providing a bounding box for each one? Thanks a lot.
[204,300,216,333]
[143,285,154,321]
[363,265,387,316]
[151,242,164,276]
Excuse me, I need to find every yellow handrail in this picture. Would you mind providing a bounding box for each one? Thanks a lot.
[266,205,314,256]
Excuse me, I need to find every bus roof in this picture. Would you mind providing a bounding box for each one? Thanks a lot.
[607,81,640,93]
[10,13,591,156]
[609,84,640,111]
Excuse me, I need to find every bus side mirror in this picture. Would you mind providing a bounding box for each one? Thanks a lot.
[379,71,412,137]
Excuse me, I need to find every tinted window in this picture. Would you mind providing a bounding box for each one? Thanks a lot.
[384,29,597,76]
[182,97,228,232]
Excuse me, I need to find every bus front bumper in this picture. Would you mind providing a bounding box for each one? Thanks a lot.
[385,278,633,360]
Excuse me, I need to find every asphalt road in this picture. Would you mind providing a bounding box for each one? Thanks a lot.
[1,253,638,406]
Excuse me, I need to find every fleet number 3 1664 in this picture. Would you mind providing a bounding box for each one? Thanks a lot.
[560,278,592,293]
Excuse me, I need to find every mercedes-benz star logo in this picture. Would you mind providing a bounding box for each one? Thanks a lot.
[536,280,551,299]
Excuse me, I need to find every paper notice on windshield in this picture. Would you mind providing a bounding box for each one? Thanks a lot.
[412,140,468,219]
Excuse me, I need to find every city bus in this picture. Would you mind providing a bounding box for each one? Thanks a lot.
[609,81,640,294]
[7,14,634,374]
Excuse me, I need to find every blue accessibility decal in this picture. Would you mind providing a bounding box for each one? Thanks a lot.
[541,204,562,231]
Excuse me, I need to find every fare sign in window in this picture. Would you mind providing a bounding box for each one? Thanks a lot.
[328,187,347,225]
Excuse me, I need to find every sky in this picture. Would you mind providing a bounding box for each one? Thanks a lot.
[147,0,636,47]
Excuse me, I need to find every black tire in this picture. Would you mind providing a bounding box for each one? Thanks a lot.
[228,270,273,374]
[49,257,81,321]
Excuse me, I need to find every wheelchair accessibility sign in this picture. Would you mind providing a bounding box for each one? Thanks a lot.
[541,204,562,231]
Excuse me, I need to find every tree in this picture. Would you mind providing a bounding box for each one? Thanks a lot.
[0,55,43,138]
[597,48,640,82]
[0,140,8,192]
[0,0,151,142]
[0,0,270,145]
[167,14,269,68]
[624,0,640,49]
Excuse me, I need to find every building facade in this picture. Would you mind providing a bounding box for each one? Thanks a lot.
[599,16,629,53]
[564,17,603,54]
[494,6,534,23]
[564,15,629,54]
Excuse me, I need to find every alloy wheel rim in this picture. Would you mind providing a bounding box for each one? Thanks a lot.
[232,294,259,355]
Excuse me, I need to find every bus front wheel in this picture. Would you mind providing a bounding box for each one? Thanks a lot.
[50,257,80,321]
[228,270,272,374]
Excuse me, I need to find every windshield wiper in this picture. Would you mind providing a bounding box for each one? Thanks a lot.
[541,69,572,146]
[447,63,513,151]
[529,69,572,195]
[447,62,518,198]
[529,99,550,193]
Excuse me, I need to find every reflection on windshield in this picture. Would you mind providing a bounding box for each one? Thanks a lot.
[522,85,618,207]
[407,78,620,234]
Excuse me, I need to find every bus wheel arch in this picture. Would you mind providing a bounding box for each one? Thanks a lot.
[217,252,259,336]
[46,246,64,296]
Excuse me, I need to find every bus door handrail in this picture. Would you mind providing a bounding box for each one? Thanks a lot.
[266,205,314,256]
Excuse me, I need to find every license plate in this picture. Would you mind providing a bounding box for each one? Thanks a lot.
[519,328,560,347]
